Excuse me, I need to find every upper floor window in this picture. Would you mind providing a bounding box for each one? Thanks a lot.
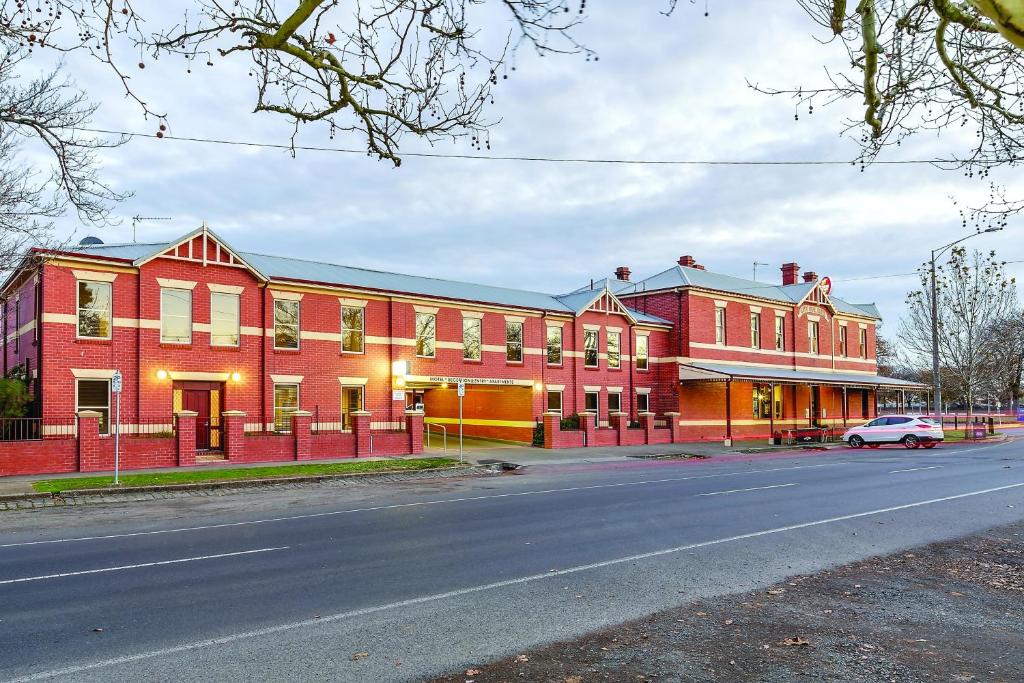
[274,299,300,349]
[341,305,364,353]
[635,335,649,370]
[583,329,599,367]
[210,292,240,346]
[13,297,20,353]
[415,312,435,358]
[463,317,481,360]
[859,328,868,359]
[506,321,523,363]
[750,313,760,349]
[775,315,785,351]
[77,281,112,339]
[160,288,192,344]
[808,320,820,355]
[838,325,848,357]
[607,330,621,369]
[546,326,562,366]
[714,306,726,345]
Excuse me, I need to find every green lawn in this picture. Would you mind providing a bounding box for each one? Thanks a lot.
[31,457,462,493]
[941,429,998,442]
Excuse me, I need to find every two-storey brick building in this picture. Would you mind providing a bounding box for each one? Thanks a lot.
[0,225,920,474]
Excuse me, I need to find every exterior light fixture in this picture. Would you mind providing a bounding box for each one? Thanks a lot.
[441,382,449,389]
[396,376,406,388]
[534,381,543,391]
[231,372,242,382]
[156,369,168,380]
[391,360,410,377]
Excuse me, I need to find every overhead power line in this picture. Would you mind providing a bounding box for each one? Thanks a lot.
[71,126,1008,167]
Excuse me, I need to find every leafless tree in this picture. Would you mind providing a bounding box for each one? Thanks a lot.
[901,247,1017,413]
[980,310,1024,410]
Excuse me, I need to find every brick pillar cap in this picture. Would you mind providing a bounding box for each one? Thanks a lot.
[351,410,372,416]
[175,410,199,417]
[638,411,655,416]
[289,410,313,417]
[609,411,627,417]
[581,409,597,414]
[404,409,425,415]
[77,410,103,418]
[664,411,680,416]
[222,410,247,416]
[543,411,562,416]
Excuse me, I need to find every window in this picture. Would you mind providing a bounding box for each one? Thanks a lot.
[839,325,848,357]
[273,383,299,432]
[210,292,240,346]
[636,392,650,413]
[750,312,760,349]
[13,297,19,353]
[341,306,364,354]
[607,331,621,369]
[340,385,363,430]
[584,329,599,367]
[752,383,782,420]
[463,317,481,360]
[77,281,112,339]
[808,320,819,355]
[775,315,785,351]
[77,379,110,435]
[546,326,563,366]
[608,392,622,414]
[415,312,435,358]
[160,288,192,344]
[715,306,726,345]
[547,390,563,415]
[274,299,300,349]
[635,335,649,370]
[584,391,599,425]
[859,328,867,359]
[506,321,523,363]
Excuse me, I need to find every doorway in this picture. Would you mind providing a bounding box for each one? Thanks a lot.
[341,386,363,430]
[809,385,821,426]
[175,381,223,451]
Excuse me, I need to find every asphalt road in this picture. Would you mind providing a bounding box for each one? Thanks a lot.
[1,440,1023,682]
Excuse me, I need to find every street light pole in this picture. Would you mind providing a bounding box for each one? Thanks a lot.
[928,227,1003,419]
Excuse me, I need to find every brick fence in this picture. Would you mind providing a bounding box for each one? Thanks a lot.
[541,411,681,448]
[0,410,424,477]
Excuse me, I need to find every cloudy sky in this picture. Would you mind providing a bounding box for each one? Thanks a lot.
[42,2,1023,336]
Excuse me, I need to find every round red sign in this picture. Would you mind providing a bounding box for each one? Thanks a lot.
[819,276,832,294]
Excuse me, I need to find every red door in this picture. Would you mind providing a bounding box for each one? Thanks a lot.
[183,389,211,450]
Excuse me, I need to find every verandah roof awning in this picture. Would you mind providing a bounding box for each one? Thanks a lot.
[678,361,927,390]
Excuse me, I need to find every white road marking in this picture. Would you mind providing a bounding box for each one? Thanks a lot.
[7,481,1024,683]
[698,483,797,497]
[0,547,287,585]
[0,462,845,549]
[889,466,944,474]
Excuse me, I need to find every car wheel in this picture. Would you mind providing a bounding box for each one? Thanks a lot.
[923,442,937,449]
[902,434,920,449]
[848,435,864,449]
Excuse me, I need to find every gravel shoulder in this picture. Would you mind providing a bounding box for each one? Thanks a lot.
[434,522,1024,683]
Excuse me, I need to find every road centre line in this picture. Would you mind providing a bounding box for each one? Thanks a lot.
[698,483,797,497]
[889,466,944,474]
[0,547,288,585]
[8,481,1023,683]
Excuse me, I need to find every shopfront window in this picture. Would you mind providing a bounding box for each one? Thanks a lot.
[753,383,783,420]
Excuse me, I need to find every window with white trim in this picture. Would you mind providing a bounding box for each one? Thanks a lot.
[340,385,363,430]
[808,320,820,355]
[607,331,621,369]
[13,296,19,353]
[463,317,481,360]
[775,315,785,351]
[160,288,192,344]
[341,305,364,353]
[715,306,726,345]
[584,391,599,425]
[636,392,650,413]
[608,392,622,414]
[547,390,562,415]
[210,292,240,346]
[584,329,599,367]
[838,325,848,357]
[546,326,563,366]
[274,299,300,349]
[506,320,523,362]
[750,312,760,349]
[77,281,112,339]
[415,312,435,358]
[77,379,110,435]
[273,383,299,432]
[635,335,649,370]
[859,328,868,359]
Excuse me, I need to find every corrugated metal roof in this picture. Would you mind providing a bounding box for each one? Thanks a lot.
[679,361,924,388]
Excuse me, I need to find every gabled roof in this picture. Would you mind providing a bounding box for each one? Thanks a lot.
[133,224,269,281]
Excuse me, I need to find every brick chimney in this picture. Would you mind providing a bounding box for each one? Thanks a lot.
[614,266,631,281]
[678,255,696,268]
[781,262,800,286]
[802,271,818,283]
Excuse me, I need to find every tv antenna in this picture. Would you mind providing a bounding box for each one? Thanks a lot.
[130,215,173,243]
[752,261,770,281]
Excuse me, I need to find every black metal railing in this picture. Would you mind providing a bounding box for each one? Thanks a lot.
[0,417,77,441]
[128,416,177,438]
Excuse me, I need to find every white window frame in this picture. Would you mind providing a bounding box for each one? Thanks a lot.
[13,295,20,353]
[274,299,301,350]
[584,329,599,368]
[341,305,365,354]
[340,384,365,430]
[76,378,111,435]
[584,390,600,425]
[635,334,649,371]
[715,306,726,345]
[160,287,193,345]
[546,326,563,367]
[273,383,300,432]
[505,320,523,363]
[839,325,848,357]
[415,312,436,358]
[463,317,482,361]
[808,320,819,355]
[76,280,112,341]
[775,315,785,351]
[210,292,240,347]
[608,391,622,414]
[546,390,563,415]
[859,328,868,359]
[607,331,621,369]
[636,392,650,413]
[750,312,760,349]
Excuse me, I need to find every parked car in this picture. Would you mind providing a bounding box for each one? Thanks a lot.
[842,415,943,449]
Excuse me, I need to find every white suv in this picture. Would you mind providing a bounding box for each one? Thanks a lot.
[842,415,944,449]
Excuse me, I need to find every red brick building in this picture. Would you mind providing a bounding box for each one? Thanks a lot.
[0,225,919,474]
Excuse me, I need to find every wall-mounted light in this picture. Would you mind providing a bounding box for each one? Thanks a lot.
[441,382,449,389]
[533,381,544,392]
[156,369,168,380]
[396,376,406,388]
[391,360,410,377]
[231,372,242,383]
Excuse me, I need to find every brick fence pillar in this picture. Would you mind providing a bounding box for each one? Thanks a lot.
[77,410,102,472]
[222,410,246,461]
[609,412,627,446]
[406,410,424,455]
[665,411,682,443]
[291,410,312,460]
[641,412,656,444]
[351,410,371,457]
[542,412,561,449]
[582,410,597,447]
[175,410,198,466]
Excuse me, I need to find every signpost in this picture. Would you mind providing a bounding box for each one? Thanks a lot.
[457,381,465,463]
[111,370,123,485]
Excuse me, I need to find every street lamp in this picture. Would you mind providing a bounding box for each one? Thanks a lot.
[928,227,1003,418]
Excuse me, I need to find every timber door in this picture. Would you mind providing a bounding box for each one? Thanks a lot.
[183,389,213,450]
